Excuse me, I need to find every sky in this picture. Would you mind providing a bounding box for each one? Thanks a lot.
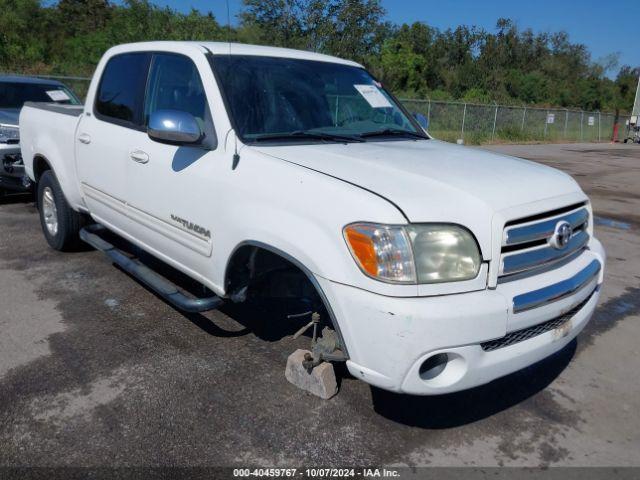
[153,0,640,73]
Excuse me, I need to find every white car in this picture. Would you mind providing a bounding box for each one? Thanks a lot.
[19,42,605,395]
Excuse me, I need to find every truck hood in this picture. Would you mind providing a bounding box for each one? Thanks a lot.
[252,139,585,258]
[0,109,19,127]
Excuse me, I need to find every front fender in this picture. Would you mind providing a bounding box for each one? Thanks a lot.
[209,149,416,297]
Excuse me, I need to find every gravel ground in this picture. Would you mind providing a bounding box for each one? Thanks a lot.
[0,142,638,467]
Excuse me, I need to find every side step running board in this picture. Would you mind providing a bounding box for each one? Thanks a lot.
[80,224,224,313]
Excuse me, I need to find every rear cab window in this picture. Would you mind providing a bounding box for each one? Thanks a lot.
[94,52,151,129]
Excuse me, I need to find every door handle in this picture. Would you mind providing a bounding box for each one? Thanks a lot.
[78,133,91,144]
[130,150,149,164]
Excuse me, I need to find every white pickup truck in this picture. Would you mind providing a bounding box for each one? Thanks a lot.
[20,42,605,395]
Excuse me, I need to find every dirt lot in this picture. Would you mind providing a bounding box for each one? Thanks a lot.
[0,143,639,467]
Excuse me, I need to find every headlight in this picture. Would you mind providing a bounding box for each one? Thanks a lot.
[0,125,19,143]
[406,224,481,283]
[344,223,481,284]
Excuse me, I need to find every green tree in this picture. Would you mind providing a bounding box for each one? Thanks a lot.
[241,0,384,63]
[0,0,636,113]
[57,0,111,36]
[241,0,306,48]
[615,66,640,112]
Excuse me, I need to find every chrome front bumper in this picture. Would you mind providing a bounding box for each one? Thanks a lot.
[513,259,601,313]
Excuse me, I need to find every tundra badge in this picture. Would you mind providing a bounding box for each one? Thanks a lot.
[170,214,211,239]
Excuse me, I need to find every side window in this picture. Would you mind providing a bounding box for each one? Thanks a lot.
[95,53,151,127]
[144,53,207,127]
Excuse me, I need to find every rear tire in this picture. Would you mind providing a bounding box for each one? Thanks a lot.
[37,170,85,251]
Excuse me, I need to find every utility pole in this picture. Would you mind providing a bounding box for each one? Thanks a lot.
[627,75,640,142]
[491,104,498,140]
[460,103,467,142]
[633,74,640,117]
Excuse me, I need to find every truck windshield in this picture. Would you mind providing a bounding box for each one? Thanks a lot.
[0,82,80,109]
[211,55,427,144]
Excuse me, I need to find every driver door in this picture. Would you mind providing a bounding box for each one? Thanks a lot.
[125,52,221,278]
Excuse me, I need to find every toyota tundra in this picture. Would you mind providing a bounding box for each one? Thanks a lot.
[19,42,605,395]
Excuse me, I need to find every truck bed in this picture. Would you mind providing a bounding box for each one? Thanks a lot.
[19,102,85,209]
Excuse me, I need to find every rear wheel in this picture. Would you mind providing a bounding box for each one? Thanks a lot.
[37,170,85,251]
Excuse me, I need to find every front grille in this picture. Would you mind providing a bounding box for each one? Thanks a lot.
[499,202,590,282]
[481,288,595,352]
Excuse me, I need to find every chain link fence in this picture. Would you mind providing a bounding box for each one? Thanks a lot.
[402,98,631,144]
[3,73,631,144]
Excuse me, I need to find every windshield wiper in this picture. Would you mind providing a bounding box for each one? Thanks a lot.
[359,128,426,139]
[251,130,364,143]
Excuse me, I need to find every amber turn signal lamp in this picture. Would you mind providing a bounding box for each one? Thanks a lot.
[344,226,378,276]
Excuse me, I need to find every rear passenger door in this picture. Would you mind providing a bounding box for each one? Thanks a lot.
[125,52,219,276]
[76,52,151,231]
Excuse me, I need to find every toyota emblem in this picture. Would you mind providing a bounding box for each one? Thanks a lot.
[550,221,573,250]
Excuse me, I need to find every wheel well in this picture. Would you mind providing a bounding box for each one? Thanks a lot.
[33,155,52,182]
[225,245,319,303]
[224,243,348,356]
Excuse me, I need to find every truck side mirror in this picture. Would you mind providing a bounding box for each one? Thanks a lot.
[148,110,203,145]
[413,112,429,131]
